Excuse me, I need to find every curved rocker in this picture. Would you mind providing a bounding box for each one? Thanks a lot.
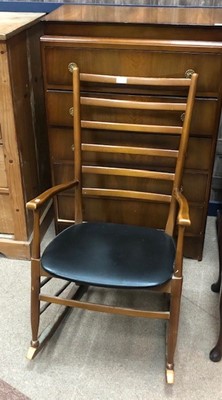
[210,210,222,362]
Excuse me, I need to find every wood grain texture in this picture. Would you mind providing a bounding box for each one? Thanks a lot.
[43,5,222,26]
[0,12,44,40]
[0,42,27,239]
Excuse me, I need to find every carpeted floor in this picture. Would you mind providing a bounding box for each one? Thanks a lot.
[0,217,221,399]
[0,379,30,400]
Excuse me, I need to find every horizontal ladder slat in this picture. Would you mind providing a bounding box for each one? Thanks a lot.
[82,143,179,157]
[82,166,175,181]
[81,97,187,111]
[83,187,172,202]
[0,187,9,194]
[80,73,191,88]
[81,120,183,134]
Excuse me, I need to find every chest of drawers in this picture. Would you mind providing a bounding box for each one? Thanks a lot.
[41,5,222,260]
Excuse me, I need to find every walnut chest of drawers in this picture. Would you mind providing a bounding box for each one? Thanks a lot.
[41,5,222,260]
[0,13,50,259]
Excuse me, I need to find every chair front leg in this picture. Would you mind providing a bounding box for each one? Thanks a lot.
[27,258,41,360]
[166,276,183,383]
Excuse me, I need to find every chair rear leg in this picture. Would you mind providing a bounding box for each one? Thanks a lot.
[166,277,182,384]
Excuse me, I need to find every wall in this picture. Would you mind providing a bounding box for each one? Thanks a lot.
[0,0,221,13]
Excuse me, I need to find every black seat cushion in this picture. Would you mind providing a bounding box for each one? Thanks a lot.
[41,222,176,289]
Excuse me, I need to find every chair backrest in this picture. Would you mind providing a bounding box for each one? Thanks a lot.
[71,64,198,235]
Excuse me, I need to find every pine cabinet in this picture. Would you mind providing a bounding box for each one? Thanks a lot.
[0,13,50,259]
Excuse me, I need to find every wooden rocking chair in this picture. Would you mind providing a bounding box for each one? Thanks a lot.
[26,64,198,383]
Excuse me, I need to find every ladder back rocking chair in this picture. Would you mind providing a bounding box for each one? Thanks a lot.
[26,64,198,383]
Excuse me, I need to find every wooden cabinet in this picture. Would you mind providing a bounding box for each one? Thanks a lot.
[0,13,50,259]
[41,5,222,260]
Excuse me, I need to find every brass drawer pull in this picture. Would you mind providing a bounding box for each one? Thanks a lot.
[180,113,185,122]
[68,62,76,73]
[71,144,74,152]
[185,69,195,79]
[69,107,73,116]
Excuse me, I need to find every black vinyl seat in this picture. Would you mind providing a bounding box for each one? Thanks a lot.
[42,222,175,288]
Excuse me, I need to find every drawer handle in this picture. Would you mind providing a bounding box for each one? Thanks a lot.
[180,113,185,122]
[71,144,74,152]
[68,62,76,73]
[185,69,195,79]
[69,107,74,116]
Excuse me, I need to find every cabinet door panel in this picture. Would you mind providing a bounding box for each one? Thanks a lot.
[0,146,7,187]
[0,194,14,234]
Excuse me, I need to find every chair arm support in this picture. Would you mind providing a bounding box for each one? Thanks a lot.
[173,188,191,227]
[26,180,79,210]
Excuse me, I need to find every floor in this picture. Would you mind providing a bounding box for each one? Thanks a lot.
[0,217,221,400]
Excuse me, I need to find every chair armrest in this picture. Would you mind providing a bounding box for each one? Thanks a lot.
[173,188,191,227]
[26,180,79,210]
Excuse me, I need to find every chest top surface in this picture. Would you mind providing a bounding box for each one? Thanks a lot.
[0,12,45,40]
[43,5,222,26]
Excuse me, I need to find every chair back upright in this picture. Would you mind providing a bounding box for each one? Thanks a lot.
[71,64,198,235]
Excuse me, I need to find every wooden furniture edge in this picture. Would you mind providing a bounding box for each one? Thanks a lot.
[42,5,222,26]
[0,12,45,40]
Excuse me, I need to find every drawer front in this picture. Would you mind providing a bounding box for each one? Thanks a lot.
[49,127,212,172]
[46,91,218,137]
[57,193,169,228]
[43,43,222,95]
[52,161,208,205]
[0,146,8,188]
[56,192,204,236]
[183,172,208,203]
